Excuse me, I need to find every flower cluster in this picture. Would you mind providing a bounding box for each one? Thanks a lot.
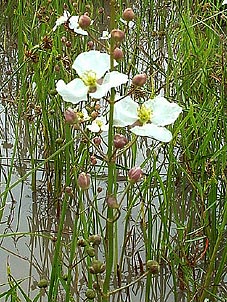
[54,8,182,141]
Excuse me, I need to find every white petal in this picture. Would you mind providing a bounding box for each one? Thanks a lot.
[90,71,128,99]
[113,96,138,127]
[56,79,88,104]
[101,124,109,131]
[72,51,111,79]
[68,16,79,29]
[69,16,88,35]
[74,28,88,35]
[222,0,227,4]
[144,96,182,126]
[102,71,128,87]
[100,30,111,40]
[53,11,70,31]
[87,123,100,133]
[131,124,173,142]
[90,84,109,99]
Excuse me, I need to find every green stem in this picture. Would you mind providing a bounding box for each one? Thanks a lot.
[199,198,227,301]
[48,124,72,301]
[103,0,116,300]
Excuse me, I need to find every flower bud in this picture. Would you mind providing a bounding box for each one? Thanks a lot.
[78,14,91,29]
[114,134,128,149]
[128,167,143,183]
[64,107,77,124]
[132,73,147,87]
[87,40,94,49]
[122,8,135,21]
[93,137,101,145]
[90,155,97,165]
[146,260,160,274]
[54,64,60,72]
[65,40,72,48]
[77,172,90,190]
[111,29,125,42]
[106,196,119,209]
[113,47,124,60]
[61,36,67,43]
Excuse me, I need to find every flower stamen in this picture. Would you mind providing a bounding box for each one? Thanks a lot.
[137,104,152,125]
[81,70,97,92]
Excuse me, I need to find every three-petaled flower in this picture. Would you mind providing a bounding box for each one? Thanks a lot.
[53,11,89,35]
[87,117,108,133]
[113,95,182,142]
[56,50,128,104]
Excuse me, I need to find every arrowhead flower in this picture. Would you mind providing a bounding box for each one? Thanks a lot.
[53,11,90,35]
[69,16,89,35]
[87,117,108,133]
[56,50,128,104]
[53,10,70,31]
[113,95,182,142]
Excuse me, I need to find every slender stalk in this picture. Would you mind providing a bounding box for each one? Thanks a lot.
[103,0,117,299]
[199,199,227,302]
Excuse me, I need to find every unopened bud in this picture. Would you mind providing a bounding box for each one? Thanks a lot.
[113,47,124,60]
[77,172,90,190]
[65,40,72,48]
[111,29,125,42]
[107,196,118,209]
[90,155,97,165]
[146,260,160,274]
[128,167,143,183]
[54,65,60,72]
[132,73,147,87]
[78,14,91,29]
[93,137,101,145]
[122,8,135,21]
[64,107,77,124]
[114,134,128,149]
[87,40,94,49]
[61,36,67,43]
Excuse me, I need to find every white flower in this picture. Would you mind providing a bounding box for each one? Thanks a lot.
[69,16,88,36]
[100,30,111,40]
[87,117,108,133]
[113,95,182,142]
[53,10,70,31]
[222,0,227,4]
[120,18,135,29]
[56,50,128,104]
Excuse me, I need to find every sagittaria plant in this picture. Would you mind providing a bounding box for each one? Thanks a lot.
[51,2,182,302]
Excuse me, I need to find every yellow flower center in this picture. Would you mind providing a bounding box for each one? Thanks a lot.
[137,104,152,124]
[81,70,97,92]
[96,119,103,128]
